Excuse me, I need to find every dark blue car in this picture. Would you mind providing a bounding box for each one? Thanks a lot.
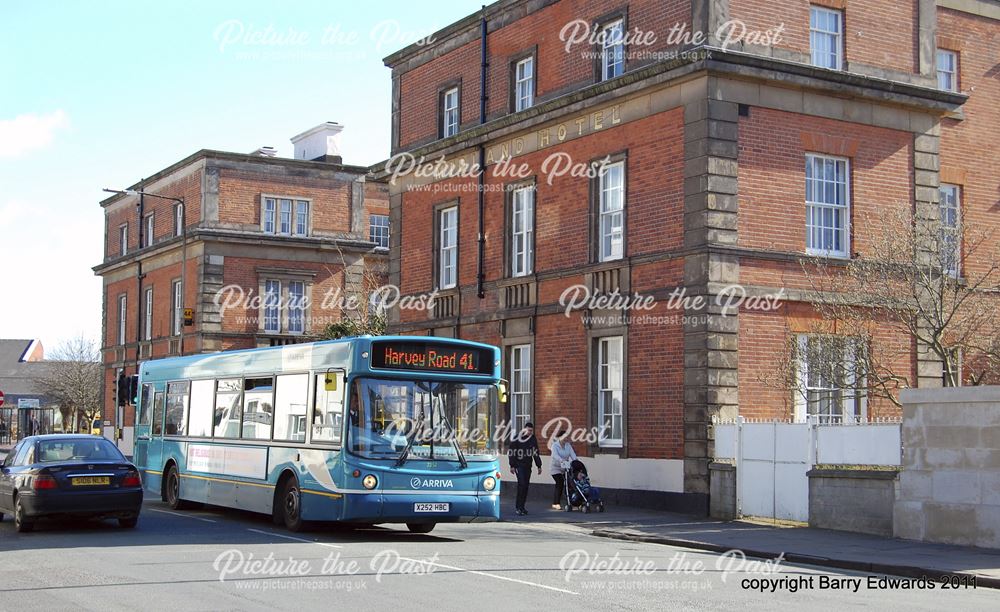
[0,435,143,532]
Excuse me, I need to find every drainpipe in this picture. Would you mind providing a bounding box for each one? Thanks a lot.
[135,187,145,367]
[476,6,488,299]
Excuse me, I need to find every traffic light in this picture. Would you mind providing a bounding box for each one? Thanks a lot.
[116,373,129,407]
[128,375,139,406]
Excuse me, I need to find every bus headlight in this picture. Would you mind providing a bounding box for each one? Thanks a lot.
[483,476,497,491]
[362,474,378,490]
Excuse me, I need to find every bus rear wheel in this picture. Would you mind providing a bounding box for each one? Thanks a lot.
[281,478,305,532]
[407,523,435,534]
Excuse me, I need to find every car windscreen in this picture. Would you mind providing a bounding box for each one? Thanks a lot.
[37,439,125,463]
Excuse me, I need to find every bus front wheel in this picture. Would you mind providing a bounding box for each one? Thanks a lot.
[164,465,192,510]
[281,478,305,532]
[407,523,435,534]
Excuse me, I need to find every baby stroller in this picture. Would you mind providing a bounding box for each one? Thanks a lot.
[563,459,605,513]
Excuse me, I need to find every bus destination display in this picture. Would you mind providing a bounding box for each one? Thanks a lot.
[370,341,493,374]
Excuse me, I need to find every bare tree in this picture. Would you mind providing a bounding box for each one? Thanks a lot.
[319,245,388,340]
[763,205,1000,410]
[33,336,102,433]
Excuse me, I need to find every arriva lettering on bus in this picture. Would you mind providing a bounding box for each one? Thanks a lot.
[410,478,454,489]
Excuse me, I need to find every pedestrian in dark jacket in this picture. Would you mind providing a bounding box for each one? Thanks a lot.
[507,422,542,515]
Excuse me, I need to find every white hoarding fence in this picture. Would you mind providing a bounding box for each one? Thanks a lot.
[712,416,901,521]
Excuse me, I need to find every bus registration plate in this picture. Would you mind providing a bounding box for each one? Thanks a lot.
[414,503,449,513]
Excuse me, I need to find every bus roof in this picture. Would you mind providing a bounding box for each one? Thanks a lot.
[138,335,501,382]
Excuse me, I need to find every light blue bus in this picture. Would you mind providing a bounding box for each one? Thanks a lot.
[133,336,503,533]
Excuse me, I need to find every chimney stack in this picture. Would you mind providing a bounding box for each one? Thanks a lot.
[251,146,278,157]
[290,122,344,164]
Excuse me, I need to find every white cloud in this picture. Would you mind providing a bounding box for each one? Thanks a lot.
[0,110,70,158]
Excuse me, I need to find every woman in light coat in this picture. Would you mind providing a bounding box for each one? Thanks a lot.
[549,430,577,509]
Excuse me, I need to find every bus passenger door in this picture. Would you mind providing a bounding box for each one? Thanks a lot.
[148,390,166,474]
[134,383,154,478]
[311,371,345,446]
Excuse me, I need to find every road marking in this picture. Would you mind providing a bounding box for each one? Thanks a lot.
[395,555,579,594]
[245,528,344,549]
[252,527,577,594]
[148,508,216,523]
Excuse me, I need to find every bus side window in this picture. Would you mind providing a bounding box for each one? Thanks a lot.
[138,383,154,426]
[151,392,165,437]
[312,372,343,444]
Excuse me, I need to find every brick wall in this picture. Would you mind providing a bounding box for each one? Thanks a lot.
[217,167,353,233]
[397,0,690,150]
[737,107,913,257]
[218,256,348,336]
[937,8,1000,281]
[399,109,684,296]
[103,170,202,259]
[728,0,919,74]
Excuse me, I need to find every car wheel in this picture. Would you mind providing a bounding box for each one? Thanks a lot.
[281,478,305,532]
[14,497,33,533]
[119,516,138,529]
[164,466,191,510]
[406,523,435,534]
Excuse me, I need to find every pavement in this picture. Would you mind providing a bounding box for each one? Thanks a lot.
[499,493,1000,588]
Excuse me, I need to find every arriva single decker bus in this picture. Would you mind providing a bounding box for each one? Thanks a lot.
[133,336,504,533]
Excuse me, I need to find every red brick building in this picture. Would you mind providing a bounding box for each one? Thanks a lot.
[379,0,998,510]
[94,124,389,446]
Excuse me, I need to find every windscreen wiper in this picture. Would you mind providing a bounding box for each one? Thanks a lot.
[395,411,424,467]
[434,408,467,470]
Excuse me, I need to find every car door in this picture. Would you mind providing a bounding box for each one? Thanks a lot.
[0,440,24,512]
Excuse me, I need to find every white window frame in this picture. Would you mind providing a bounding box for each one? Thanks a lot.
[264,280,281,333]
[287,280,305,335]
[442,87,459,137]
[174,203,184,237]
[810,6,843,70]
[263,198,276,234]
[118,295,127,345]
[937,49,958,92]
[171,280,183,336]
[511,185,534,277]
[795,334,867,423]
[600,19,624,81]
[939,183,961,277]
[514,56,534,111]
[438,206,458,289]
[370,214,390,249]
[295,200,308,236]
[119,224,128,257]
[280,199,292,234]
[509,344,532,433]
[598,161,625,262]
[263,196,309,237]
[805,153,850,258]
[144,213,154,248]
[144,287,153,341]
[597,336,624,448]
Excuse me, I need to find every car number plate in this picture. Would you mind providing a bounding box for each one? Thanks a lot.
[414,502,449,513]
[72,476,110,486]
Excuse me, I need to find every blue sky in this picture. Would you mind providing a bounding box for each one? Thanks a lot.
[0,0,484,354]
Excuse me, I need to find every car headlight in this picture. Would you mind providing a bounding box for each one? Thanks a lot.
[362,474,378,490]
[483,476,496,491]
